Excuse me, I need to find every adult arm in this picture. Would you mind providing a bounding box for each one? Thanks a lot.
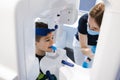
[79,33,94,59]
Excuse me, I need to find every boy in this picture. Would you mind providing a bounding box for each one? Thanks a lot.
[35,22,57,80]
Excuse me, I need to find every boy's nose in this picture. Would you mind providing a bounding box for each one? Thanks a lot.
[50,40,54,45]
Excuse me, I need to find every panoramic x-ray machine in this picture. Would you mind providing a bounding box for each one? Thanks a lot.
[0,0,120,80]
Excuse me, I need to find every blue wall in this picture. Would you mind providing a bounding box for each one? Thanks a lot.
[79,0,96,11]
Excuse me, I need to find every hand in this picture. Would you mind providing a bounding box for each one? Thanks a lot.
[81,47,94,59]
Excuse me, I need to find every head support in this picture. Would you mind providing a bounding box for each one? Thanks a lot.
[36,25,58,36]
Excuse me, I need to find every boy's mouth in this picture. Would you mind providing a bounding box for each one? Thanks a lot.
[49,46,57,52]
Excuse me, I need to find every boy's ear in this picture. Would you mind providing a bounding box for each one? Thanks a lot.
[36,41,41,46]
[35,42,38,46]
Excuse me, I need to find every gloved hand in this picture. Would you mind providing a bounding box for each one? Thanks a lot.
[82,61,89,68]
[82,57,91,68]
[91,46,96,54]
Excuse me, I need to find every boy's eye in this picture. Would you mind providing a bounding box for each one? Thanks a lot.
[45,36,54,42]
[45,38,50,42]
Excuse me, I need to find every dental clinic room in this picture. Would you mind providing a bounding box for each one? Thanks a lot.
[0,0,120,80]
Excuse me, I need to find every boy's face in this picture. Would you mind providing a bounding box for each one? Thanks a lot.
[36,32,54,53]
